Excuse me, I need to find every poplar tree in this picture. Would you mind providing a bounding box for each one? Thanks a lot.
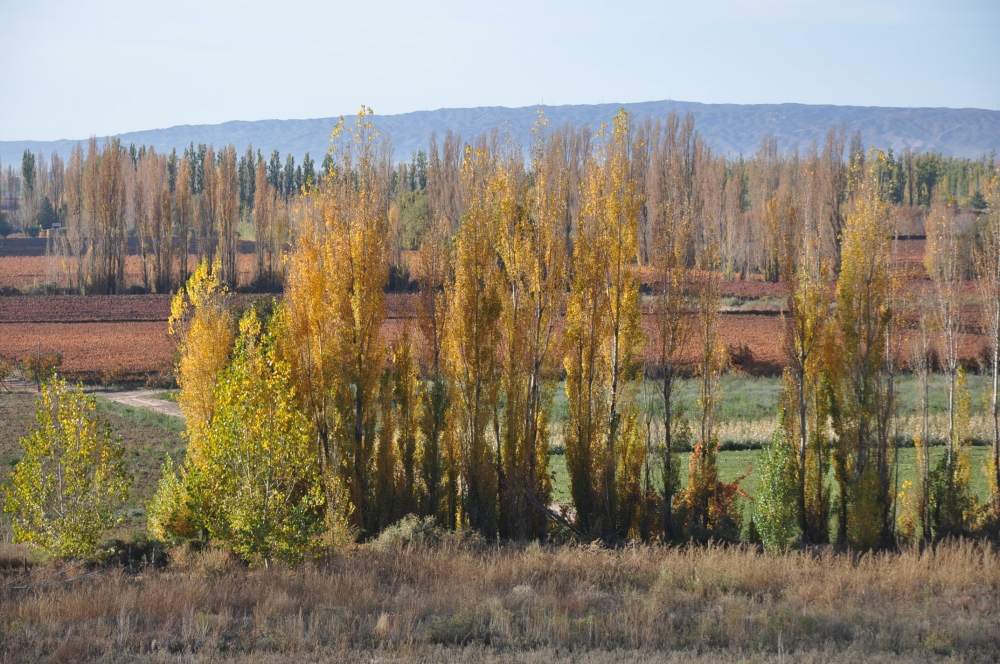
[494,118,568,539]
[782,236,831,543]
[281,108,392,538]
[976,169,1000,522]
[564,110,645,541]
[443,136,503,537]
[5,380,131,559]
[94,139,129,294]
[253,157,278,288]
[168,261,234,464]
[216,145,240,289]
[416,188,454,526]
[830,151,896,549]
[175,159,194,286]
[647,118,693,540]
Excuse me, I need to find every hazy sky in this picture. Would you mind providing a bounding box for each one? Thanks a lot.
[1,0,997,141]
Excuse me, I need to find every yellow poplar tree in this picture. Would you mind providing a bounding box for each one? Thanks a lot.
[392,330,420,518]
[494,117,567,539]
[168,260,234,464]
[564,110,645,541]
[782,238,831,543]
[281,108,391,538]
[5,380,131,559]
[199,310,327,566]
[416,204,455,525]
[442,136,502,536]
[830,150,896,549]
[975,168,1000,521]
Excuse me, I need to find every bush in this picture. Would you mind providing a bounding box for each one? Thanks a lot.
[374,514,441,550]
[4,380,131,559]
[21,349,63,389]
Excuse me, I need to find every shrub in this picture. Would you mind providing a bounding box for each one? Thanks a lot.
[21,350,63,389]
[374,514,441,550]
[4,380,131,559]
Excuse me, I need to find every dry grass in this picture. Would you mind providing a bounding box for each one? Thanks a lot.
[0,539,996,662]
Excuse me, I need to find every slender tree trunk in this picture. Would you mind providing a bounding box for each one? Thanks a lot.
[798,366,808,538]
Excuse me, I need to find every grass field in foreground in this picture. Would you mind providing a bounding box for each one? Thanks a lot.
[0,538,997,662]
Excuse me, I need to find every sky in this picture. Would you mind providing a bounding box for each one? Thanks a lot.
[1,0,998,141]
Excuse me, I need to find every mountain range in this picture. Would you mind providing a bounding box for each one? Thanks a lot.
[2,100,999,166]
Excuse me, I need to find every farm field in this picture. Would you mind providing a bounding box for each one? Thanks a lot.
[0,238,258,294]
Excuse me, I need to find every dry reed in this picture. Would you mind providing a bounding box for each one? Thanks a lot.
[0,539,997,662]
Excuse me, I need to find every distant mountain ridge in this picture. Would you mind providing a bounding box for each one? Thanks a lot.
[2,100,999,166]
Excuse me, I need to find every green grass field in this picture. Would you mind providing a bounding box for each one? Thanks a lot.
[547,446,993,507]
[552,374,997,425]
[546,373,998,508]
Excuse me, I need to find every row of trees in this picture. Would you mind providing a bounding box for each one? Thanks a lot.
[0,142,330,293]
[3,121,996,296]
[6,109,998,564]
[139,109,1000,565]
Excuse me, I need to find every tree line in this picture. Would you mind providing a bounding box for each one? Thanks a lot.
[2,115,996,296]
[140,110,1000,561]
[5,108,1000,565]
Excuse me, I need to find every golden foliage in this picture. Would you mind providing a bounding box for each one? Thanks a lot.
[280,108,392,537]
[168,260,233,465]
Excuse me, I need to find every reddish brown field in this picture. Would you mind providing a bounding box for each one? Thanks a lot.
[0,294,172,323]
[0,254,257,292]
[0,234,988,382]
[0,296,987,382]
[0,322,174,382]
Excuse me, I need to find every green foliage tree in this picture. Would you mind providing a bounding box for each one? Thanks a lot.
[200,310,327,566]
[754,425,800,552]
[5,380,131,559]
[37,196,58,230]
[21,149,36,196]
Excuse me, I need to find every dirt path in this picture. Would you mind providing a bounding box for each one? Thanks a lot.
[98,390,182,418]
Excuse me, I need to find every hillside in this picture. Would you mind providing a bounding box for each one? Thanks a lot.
[2,100,998,165]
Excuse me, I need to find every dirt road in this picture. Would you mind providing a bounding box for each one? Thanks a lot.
[98,390,182,418]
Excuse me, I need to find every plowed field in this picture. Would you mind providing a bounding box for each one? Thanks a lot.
[0,322,174,382]
[0,254,257,292]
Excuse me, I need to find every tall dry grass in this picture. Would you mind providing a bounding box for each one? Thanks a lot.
[0,539,997,662]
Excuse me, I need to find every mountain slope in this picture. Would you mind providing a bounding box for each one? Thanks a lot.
[2,100,998,165]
